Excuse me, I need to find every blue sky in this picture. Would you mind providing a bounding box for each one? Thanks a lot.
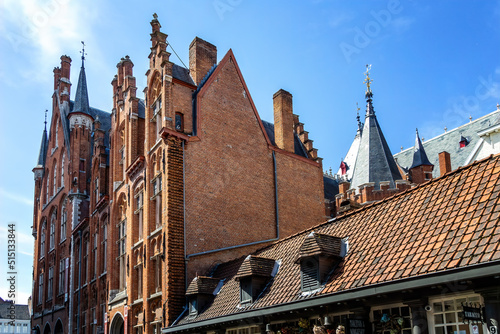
[0,0,499,304]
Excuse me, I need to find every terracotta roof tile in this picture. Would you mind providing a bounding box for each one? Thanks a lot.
[174,154,500,327]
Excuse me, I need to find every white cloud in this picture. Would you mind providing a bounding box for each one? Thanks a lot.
[0,188,33,207]
[0,0,100,83]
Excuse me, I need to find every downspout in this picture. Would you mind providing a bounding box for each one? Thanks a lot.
[186,151,280,259]
[77,229,82,334]
[182,140,188,291]
[68,233,74,334]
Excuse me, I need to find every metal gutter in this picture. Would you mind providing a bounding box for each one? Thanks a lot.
[162,261,500,333]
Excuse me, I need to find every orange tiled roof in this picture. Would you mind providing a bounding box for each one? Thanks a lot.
[175,153,500,326]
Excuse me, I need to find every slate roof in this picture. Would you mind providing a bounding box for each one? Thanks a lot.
[350,99,402,190]
[35,127,48,168]
[172,153,500,327]
[71,64,91,116]
[410,129,433,169]
[0,303,30,320]
[336,130,361,180]
[261,120,309,158]
[323,175,339,201]
[394,109,500,178]
[172,64,196,86]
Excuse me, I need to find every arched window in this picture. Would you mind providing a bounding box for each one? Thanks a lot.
[60,200,67,242]
[61,153,65,187]
[55,117,59,146]
[50,212,56,250]
[40,220,46,258]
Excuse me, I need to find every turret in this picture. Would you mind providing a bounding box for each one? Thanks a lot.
[409,129,434,184]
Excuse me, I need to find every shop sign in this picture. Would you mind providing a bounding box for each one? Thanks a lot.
[461,303,484,324]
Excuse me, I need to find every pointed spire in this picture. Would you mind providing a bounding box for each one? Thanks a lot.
[36,110,49,168]
[410,128,433,169]
[350,65,402,191]
[72,41,91,116]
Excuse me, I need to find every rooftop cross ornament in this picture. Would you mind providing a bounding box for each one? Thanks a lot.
[80,41,87,65]
[364,64,373,94]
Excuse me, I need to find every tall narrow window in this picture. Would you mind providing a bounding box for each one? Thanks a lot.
[38,273,43,305]
[154,258,162,293]
[45,170,49,204]
[47,267,53,301]
[175,112,184,132]
[79,159,85,172]
[83,238,88,284]
[118,219,127,290]
[60,200,67,242]
[53,163,57,195]
[135,192,144,241]
[93,234,97,279]
[58,258,65,295]
[155,195,162,229]
[137,266,143,299]
[55,118,59,145]
[61,153,65,187]
[94,177,99,204]
[40,221,46,258]
[49,212,56,250]
[102,222,108,273]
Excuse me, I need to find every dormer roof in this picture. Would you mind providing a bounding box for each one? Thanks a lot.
[234,255,276,281]
[186,276,221,296]
[296,232,342,262]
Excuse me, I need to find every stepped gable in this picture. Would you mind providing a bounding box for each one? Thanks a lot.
[171,153,500,327]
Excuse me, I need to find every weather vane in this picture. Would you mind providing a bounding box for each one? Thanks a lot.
[80,41,87,63]
[44,109,48,127]
[364,64,373,93]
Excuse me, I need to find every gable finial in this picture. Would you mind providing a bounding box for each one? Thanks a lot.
[44,109,48,130]
[80,41,87,67]
[356,102,362,129]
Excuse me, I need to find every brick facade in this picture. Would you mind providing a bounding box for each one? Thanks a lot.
[32,15,326,334]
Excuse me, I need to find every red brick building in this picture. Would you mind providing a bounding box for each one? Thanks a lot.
[32,15,327,334]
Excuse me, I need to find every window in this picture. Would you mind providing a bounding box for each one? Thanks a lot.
[23,324,28,333]
[152,96,162,141]
[40,221,46,258]
[92,234,98,279]
[47,267,53,300]
[430,295,486,334]
[118,219,127,290]
[83,238,88,283]
[136,266,143,299]
[372,305,411,334]
[154,258,161,293]
[50,212,56,250]
[81,310,87,334]
[175,112,184,132]
[91,307,96,334]
[94,177,99,204]
[60,200,67,242]
[79,159,85,172]
[53,163,57,195]
[38,273,43,305]
[189,298,197,315]
[240,278,252,304]
[45,170,49,204]
[61,153,65,187]
[58,258,66,295]
[102,222,108,272]
[300,258,320,292]
[135,191,144,241]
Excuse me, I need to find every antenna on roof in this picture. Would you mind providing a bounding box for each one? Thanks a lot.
[80,41,87,68]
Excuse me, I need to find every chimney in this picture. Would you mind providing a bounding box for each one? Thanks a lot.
[59,55,71,102]
[439,151,452,176]
[189,37,217,86]
[53,67,61,90]
[273,89,294,153]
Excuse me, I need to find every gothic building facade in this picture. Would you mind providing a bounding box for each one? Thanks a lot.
[31,15,327,334]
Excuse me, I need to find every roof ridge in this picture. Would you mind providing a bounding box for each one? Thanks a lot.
[336,152,500,220]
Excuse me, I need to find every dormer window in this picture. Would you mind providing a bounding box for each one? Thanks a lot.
[459,135,469,148]
[185,276,222,317]
[296,232,346,293]
[234,256,277,305]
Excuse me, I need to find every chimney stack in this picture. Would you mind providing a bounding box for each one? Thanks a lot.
[189,37,217,86]
[59,55,72,102]
[439,151,452,176]
[273,89,294,153]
